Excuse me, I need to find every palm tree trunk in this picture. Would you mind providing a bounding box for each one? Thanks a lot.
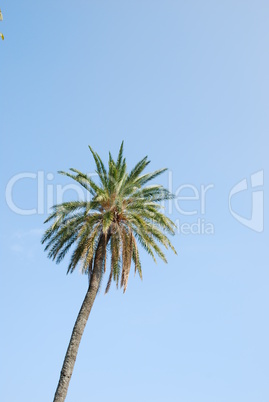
[53,235,107,402]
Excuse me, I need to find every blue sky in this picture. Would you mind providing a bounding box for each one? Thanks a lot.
[1,1,268,401]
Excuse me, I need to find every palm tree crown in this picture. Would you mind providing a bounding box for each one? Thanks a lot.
[42,142,176,293]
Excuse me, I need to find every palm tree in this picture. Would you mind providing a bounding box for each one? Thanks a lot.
[0,8,4,40]
[42,142,177,402]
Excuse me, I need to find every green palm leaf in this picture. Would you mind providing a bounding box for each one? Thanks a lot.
[42,143,177,293]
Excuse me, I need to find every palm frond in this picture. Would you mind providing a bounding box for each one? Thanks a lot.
[42,142,177,293]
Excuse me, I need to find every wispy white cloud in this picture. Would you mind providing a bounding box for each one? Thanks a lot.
[13,228,43,240]
[10,244,24,253]
[9,228,43,261]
